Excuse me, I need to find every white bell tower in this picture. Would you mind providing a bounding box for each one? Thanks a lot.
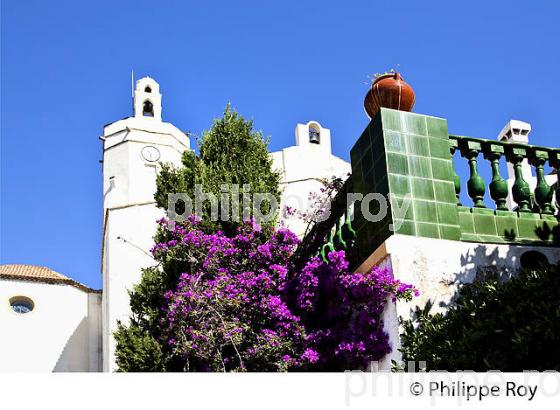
[100,77,189,371]
[271,121,351,237]
[134,77,162,121]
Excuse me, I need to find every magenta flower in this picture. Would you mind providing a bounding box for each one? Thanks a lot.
[301,348,319,363]
[155,217,417,371]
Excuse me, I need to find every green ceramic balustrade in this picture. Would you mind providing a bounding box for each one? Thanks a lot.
[320,228,336,263]
[332,218,346,250]
[320,203,357,263]
[506,145,532,212]
[450,140,462,206]
[457,139,487,208]
[341,207,357,247]
[530,149,555,214]
[449,135,558,215]
[292,177,358,269]
[483,142,508,211]
[302,109,559,270]
[550,151,560,211]
[448,135,558,247]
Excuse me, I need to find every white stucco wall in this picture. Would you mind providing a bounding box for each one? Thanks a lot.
[271,121,351,237]
[371,234,560,368]
[101,205,165,371]
[0,280,101,372]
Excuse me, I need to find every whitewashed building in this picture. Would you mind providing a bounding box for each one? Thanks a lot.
[0,77,348,372]
[272,121,351,236]
[100,77,189,371]
[2,77,557,372]
[0,265,101,372]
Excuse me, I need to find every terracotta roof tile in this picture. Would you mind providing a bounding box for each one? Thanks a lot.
[0,264,100,293]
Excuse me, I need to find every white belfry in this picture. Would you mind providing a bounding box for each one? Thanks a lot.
[101,77,189,371]
[271,121,351,237]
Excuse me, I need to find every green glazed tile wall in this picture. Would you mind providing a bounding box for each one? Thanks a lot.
[458,206,559,244]
[350,108,559,267]
[350,113,390,260]
[382,109,460,242]
[350,108,461,263]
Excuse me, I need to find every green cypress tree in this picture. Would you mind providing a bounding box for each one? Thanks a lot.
[114,104,281,371]
[155,103,280,235]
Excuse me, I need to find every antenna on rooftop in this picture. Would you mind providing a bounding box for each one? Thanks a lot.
[131,69,134,114]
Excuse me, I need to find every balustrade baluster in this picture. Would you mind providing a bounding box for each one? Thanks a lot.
[459,139,486,208]
[505,145,532,213]
[529,149,555,214]
[320,227,335,263]
[483,142,509,210]
[341,203,357,247]
[450,139,462,205]
[549,150,560,215]
[333,217,346,250]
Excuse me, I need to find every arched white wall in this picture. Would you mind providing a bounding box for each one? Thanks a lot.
[0,280,101,372]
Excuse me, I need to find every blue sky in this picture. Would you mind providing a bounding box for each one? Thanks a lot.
[1,0,559,288]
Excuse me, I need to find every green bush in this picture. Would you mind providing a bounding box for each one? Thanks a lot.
[155,103,281,236]
[114,105,281,371]
[400,264,560,371]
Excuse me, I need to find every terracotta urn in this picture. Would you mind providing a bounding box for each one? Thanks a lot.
[364,72,415,119]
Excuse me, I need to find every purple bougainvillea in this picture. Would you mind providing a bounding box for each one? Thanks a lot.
[153,216,417,371]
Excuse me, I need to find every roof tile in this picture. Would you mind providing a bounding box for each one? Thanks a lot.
[0,264,100,293]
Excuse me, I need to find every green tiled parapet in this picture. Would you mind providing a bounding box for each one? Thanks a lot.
[349,108,559,266]
[458,206,559,244]
[350,108,461,263]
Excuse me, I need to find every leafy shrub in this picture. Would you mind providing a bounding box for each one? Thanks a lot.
[400,264,560,371]
[116,217,416,371]
[155,104,280,236]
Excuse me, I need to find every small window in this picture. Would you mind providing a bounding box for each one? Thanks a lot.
[309,126,320,144]
[143,100,154,117]
[144,86,152,93]
[10,296,34,314]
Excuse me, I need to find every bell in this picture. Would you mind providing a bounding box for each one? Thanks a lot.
[309,130,320,144]
[143,100,154,116]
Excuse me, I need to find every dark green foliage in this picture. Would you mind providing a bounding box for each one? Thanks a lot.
[113,267,175,371]
[114,320,167,372]
[154,103,281,235]
[400,264,560,371]
[114,105,281,371]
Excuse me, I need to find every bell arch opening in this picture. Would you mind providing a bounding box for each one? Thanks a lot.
[142,100,154,117]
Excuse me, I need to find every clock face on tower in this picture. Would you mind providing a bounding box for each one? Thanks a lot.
[141,145,161,162]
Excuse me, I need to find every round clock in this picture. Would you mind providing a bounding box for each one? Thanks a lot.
[141,146,160,162]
